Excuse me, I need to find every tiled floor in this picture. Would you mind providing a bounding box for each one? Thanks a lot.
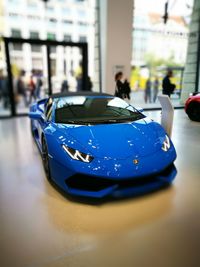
[0,110,200,267]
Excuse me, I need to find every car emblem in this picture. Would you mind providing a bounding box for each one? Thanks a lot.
[162,135,170,152]
[133,159,139,165]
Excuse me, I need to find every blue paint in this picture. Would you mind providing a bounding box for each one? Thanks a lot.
[29,94,177,198]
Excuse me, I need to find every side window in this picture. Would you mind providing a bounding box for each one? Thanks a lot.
[45,98,53,121]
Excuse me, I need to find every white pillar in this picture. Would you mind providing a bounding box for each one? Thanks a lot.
[99,0,133,94]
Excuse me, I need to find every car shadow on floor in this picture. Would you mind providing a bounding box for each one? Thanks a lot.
[48,178,173,206]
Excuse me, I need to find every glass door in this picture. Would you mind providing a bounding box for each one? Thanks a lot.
[3,37,88,117]
[8,42,48,115]
[50,45,84,94]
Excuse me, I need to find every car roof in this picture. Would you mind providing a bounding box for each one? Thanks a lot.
[50,92,113,99]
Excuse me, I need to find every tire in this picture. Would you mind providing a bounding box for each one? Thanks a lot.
[42,138,52,180]
[30,120,39,139]
[187,102,200,122]
[30,120,34,137]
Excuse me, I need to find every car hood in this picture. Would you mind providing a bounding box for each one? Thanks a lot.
[56,118,165,159]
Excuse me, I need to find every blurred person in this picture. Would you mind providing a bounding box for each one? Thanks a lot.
[115,71,124,99]
[0,72,9,109]
[35,72,43,99]
[153,77,159,103]
[61,78,69,93]
[16,70,28,107]
[76,74,82,91]
[0,71,4,102]
[29,75,36,104]
[123,78,131,100]
[162,70,176,98]
[87,76,93,91]
[144,78,152,103]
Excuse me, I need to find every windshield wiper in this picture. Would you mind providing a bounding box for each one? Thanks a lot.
[58,120,89,125]
[58,115,144,125]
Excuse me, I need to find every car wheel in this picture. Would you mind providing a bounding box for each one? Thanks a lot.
[187,102,200,122]
[42,138,52,180]
[30,120,34,137]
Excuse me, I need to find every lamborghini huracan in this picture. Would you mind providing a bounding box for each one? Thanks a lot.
[29,92,177,198]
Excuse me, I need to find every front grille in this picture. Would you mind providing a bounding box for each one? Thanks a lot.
[66,174,117,192]
[65,164,175,193]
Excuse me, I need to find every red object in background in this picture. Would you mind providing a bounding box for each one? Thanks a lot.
[185,93,200,122]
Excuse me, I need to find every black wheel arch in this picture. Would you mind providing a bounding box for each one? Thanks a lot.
[186,101,200,121]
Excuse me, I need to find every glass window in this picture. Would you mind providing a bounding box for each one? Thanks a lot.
[30,32,40,52]
[30,31,39,39]
[49,18,57,23]
[50,46,56,54]
[11,30,22,50]
[79,35,87,42]
[62,19,73,25]
[31,45,41,52]
[64,35,72,42]
[11,29,21,38]
[78,22,87,26]
[47,33,56,40]
[12,43,22,51]
[55,96,145,124]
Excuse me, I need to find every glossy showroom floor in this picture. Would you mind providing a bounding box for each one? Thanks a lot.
[0,110,200,267]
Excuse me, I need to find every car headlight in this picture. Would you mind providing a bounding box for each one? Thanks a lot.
[62,145,94,163]
[162,135,170,152]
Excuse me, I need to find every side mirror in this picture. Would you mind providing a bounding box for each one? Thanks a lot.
[136,107,144,113]
[29,111,44,121]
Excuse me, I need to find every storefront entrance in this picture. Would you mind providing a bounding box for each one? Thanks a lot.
[1,37,88,117]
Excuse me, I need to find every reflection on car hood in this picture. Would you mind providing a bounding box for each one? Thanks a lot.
[57,118,164,159]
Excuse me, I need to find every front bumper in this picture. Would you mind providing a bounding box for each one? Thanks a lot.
[65,163,177,198]
[49,153,177,198]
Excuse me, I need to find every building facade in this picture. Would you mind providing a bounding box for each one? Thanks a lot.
[0,0,95,91]
[132,11,189,67]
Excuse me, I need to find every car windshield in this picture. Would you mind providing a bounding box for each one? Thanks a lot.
[54,96,145,124]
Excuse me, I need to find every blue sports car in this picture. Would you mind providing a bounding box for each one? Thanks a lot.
[29,92,177,198]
